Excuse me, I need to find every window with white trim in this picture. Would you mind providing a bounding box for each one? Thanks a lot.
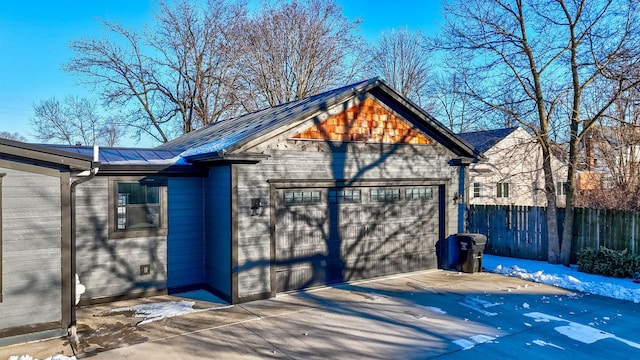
[473,182,481,198]
[496,182,510,198]
[556,181,567,196]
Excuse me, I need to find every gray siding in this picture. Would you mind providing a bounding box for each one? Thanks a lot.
[75,177,167,300]
[0,167,62,330]
[167,177,205,288]
[234,143,461,299]
[205,166,232,299]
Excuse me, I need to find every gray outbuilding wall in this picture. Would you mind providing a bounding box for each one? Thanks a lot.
[0,162,66,343]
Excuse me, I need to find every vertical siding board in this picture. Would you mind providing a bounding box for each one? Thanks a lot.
[167,177,205,288]
[205,166,232,300]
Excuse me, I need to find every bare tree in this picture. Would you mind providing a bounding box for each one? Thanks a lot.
[31,96,120,146]
[367,28,430,107]
[0,131,27,142]
[233,0,365,110]
[65,0,243,143]
[430,70,497,133]
[438,0,640,265]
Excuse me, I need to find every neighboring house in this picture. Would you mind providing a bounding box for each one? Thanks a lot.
[0,78,479,345]
[579,124,640,191]
[459,127,567,207]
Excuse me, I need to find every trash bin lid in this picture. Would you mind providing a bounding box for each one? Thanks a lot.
[456,233,487,245]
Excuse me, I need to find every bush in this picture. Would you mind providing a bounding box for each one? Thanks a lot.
[577,247,640,278]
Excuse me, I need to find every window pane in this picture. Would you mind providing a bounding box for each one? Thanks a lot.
[116,182,162,230]
[329,189,361,203]
[284,191,321,204]
[371,188,400,202]
[405,188,433,200]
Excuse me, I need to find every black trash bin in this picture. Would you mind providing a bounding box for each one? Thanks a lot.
[457,233,488,273]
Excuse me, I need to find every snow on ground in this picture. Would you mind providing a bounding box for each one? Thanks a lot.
[482,254,640,303]
[108,300,233,325]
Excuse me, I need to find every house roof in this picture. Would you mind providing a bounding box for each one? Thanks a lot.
[50,145,184,165]
[458,127,519,153]
[0,138,95,170]
[158,77,478,162]
[47,145,195,175]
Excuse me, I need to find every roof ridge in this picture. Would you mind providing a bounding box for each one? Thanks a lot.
[459,126,519,135]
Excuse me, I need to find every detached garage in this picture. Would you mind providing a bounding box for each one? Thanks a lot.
[160,77,478,303]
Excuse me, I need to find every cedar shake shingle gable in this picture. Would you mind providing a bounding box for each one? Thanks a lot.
[293,98,433,144]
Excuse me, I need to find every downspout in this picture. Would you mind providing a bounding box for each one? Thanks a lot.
[449,157,473,233]
[68,145,100,341]
[458,166,467,233]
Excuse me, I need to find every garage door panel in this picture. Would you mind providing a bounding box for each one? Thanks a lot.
[276,263,323,292]
[276,185,441,292]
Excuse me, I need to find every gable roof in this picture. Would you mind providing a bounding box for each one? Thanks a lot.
[458,127,519,153]
[158,77,478,162]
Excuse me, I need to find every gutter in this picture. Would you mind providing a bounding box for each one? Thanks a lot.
[68,145,100,343]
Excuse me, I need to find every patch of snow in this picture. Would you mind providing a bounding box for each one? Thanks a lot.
[532,339,565,350]
[452,339,476,350]
[108,300,233,325]
[483,255,640,303]
[453,334,497,350]
[459,296,501,316]
[415,305,447,314]
[524,312,640,349]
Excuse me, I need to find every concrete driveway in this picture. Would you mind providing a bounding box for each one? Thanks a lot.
[2,270,639,359]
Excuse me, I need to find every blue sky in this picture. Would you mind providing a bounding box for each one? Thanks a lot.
[0,0,442,145]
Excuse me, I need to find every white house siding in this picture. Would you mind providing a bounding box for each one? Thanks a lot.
[468,128,567,207]
[0,165,62,331]
[233,140,460,300]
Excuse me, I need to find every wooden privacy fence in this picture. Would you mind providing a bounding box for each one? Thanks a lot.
[467,205,640,262]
